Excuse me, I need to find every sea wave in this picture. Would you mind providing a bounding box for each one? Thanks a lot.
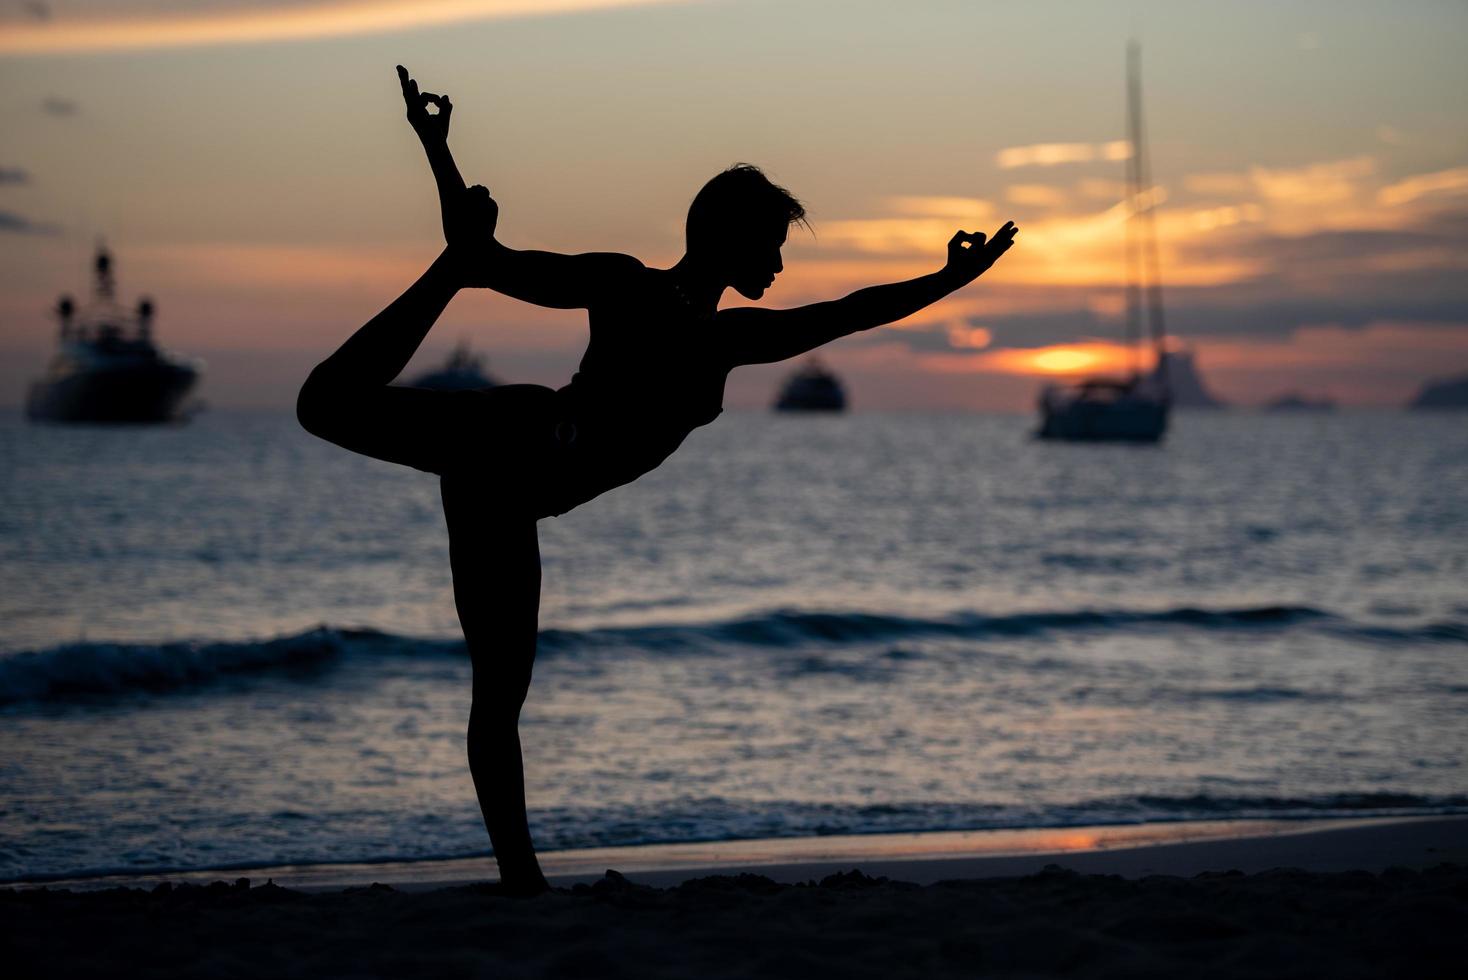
[0,628,455,708]
[3,604,1462,708]
[537,604,1333,652]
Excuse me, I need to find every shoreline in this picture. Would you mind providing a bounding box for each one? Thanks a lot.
[19,813,1467,893]
[7,817,1465,979]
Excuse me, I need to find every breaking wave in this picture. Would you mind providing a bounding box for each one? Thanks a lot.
[3,604,1462,708]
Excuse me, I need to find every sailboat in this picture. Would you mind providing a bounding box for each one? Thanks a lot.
[1038,42,1169,443]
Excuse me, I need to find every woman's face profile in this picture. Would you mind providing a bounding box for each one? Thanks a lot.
[727,224,787,300]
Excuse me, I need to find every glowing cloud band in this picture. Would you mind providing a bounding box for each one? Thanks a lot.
[0,0,690,55]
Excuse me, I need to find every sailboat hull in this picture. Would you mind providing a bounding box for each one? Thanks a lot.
[1038,396,1168,442]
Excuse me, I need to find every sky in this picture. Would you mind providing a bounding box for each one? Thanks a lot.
[2,0,1466,410]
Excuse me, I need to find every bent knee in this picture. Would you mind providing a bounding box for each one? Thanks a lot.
[296,367,341,439]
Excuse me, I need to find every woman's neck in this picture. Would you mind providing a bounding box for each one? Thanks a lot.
[667,255,726,313]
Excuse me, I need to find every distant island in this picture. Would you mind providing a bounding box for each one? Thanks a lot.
[1160,350,1227,408]
[1408,374,1468,409]
[1265,393,1335,412]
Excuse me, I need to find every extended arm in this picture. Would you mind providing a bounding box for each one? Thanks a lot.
[397,66,640,309]
[721,222,1017,366]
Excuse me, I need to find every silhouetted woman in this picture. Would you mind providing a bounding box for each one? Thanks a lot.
[297,67,1018,894]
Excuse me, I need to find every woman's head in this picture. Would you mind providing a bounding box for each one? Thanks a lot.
[686,164,807,299]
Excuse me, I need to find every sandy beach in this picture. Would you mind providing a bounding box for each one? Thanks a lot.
[6,817,1464,978]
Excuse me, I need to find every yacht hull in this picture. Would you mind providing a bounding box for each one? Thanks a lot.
[26,361,197,423]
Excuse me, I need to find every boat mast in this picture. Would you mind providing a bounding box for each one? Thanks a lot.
[1124,43,1144,380]
[93,243,115,302]
[1128,42,1168,381]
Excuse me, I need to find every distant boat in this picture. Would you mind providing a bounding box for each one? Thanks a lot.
[1408,374,1468,409]
[1039,379,1169,440]
[774,359,846,412]
[26,246,200,424]
[1038,43,1169,443]
[405,341,499,391]
[1265,393,1336,412]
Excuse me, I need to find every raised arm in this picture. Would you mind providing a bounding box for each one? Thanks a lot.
[398,66,465,247]
[720,222,1017,366]
[397,65,641,310]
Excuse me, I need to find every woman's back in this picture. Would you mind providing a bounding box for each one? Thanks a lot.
[560,262,730,457]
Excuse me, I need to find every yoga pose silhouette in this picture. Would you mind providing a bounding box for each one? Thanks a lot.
[297,66,1018,894]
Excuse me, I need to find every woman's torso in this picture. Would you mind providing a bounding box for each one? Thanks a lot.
[548,264,731,512]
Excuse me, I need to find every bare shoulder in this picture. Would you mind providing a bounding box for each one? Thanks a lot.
[583,253,651,312]
[586,252,646,275]
[590,252,648,295]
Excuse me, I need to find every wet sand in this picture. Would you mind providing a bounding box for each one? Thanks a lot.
[5,817,1465,978]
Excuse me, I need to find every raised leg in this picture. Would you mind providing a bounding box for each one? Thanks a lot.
[442,474,549,894]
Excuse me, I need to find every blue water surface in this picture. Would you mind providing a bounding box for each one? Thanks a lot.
[1,409,1465,881]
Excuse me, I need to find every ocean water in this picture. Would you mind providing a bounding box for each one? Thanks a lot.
[1,409,1465,882]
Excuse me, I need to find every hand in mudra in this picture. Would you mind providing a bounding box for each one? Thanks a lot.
[397,65,452,147]
[944,221,1018,285]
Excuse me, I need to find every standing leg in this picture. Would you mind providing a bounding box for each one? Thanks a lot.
[441,474,549,894]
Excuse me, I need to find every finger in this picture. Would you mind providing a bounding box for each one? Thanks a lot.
[398,66,419,100]
[948,231,968,248]
[421,93,452,123]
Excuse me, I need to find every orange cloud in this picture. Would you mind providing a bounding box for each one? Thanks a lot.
[812,193,1267,289]
[885,196,995,219]
[0,0,687,54]
[1189,204,1265,232]
[816,218,984,256]
[946,325,993,349]
[1378,167,1468,207]
[815,142,1468,298]
[1249,156,1375,205]
[996,141,1132,169]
